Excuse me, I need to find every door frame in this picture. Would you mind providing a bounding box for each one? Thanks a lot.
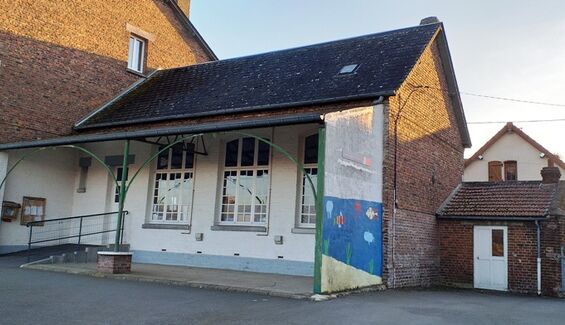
[473,225,508,291]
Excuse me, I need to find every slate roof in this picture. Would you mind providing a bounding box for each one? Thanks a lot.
[76,23,442,129]
[437,181,565,219]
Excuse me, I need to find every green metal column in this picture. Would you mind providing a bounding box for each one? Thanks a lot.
[313,127,326,294]
[114,140,130,252]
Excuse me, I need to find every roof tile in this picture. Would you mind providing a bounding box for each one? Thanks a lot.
[438,181,560,218]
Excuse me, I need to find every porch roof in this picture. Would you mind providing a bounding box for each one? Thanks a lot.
[0,113,322,150]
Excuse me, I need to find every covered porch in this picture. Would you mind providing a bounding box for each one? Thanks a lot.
[0,106,384,294]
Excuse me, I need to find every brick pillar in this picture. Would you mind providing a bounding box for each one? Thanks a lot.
[97,252,133,274]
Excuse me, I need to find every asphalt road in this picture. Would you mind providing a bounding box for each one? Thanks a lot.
[1,255,564,325]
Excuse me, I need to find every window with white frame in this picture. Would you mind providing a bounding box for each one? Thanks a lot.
[151,144,194,224]
[220,137,271,225]
[298,133,318,227]
[127,35,146,73]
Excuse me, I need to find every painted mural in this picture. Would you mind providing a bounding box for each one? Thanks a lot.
[322,196,382,277]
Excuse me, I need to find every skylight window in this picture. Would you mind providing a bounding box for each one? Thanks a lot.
[339,64,359,75]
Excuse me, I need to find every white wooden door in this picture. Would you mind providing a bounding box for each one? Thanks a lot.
[473,226,508,290]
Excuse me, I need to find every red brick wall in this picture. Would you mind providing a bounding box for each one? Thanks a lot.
[439,219,563,296]
[0,0,212,144]
[381,39,465,287]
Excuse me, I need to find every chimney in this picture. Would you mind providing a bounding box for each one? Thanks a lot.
[175,0,191,18]
[541,166,561,184]
[420,16,440,25]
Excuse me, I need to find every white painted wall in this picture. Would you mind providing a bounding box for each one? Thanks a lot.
[67,125,319,263]
[0,149,77,249]
[464,132,565,181]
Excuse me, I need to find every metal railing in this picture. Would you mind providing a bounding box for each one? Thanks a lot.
[26,211,128,261]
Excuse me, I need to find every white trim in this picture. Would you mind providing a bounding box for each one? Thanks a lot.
[217,136,271,226]
[127,35,146,73]
[149,145,195,225]
[295,132,318,228]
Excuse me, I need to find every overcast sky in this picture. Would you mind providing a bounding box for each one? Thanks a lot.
[191,0,565,158]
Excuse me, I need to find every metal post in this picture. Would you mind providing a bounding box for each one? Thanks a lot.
[78,217,83,245]
[120,213,125,245]
[27,224,33,263]
[313,127,325,294]
[114,140,130,252]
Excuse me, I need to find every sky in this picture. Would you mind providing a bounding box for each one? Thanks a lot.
[190,0,565,158]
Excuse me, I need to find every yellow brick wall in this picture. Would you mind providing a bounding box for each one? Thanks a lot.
[0,0,210,68]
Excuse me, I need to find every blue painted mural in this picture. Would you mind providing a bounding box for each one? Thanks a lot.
[322,196,383,276]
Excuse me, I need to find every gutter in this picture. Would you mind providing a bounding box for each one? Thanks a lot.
[436,215,548,221]
[74,92,392,130]
[0,113,323,151]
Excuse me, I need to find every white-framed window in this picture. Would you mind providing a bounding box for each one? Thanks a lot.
[127,34,146,73]
[114,167,129,203]
[298,133,318,227]
[150,144,195,224]
[220,137,271,225]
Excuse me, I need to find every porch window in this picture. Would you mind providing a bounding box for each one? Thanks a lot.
[298,133,318,227]
[220,137,270,225]
[150,144,194,224]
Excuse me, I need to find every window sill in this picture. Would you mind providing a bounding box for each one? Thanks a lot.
[126,68,147,77]
[210,225,266,232]
[291,227,316,234]
[142,223,190,230]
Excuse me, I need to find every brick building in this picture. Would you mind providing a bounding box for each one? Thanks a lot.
[1,12,471,294]
[438,167,565,296]
[0,0,215,144]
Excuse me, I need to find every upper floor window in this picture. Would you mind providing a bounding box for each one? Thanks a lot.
[298,133,318,227]
[220,137,271,225]
[488,161,503,181]
[128,35,146,73]
[488,160,517,181]
[504,160,517,181]
[151,144,195,224]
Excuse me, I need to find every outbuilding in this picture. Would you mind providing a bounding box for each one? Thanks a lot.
[437,166,565,296]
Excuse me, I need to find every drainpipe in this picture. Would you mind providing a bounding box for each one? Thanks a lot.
[535,220,542,296]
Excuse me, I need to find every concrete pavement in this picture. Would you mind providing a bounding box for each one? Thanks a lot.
[2,255,565,325]
[22,261,314,299]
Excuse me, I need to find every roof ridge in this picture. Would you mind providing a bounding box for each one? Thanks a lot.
[160,23,442,73]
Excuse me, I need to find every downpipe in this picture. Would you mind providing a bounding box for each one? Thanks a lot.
[535,220,541,296]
